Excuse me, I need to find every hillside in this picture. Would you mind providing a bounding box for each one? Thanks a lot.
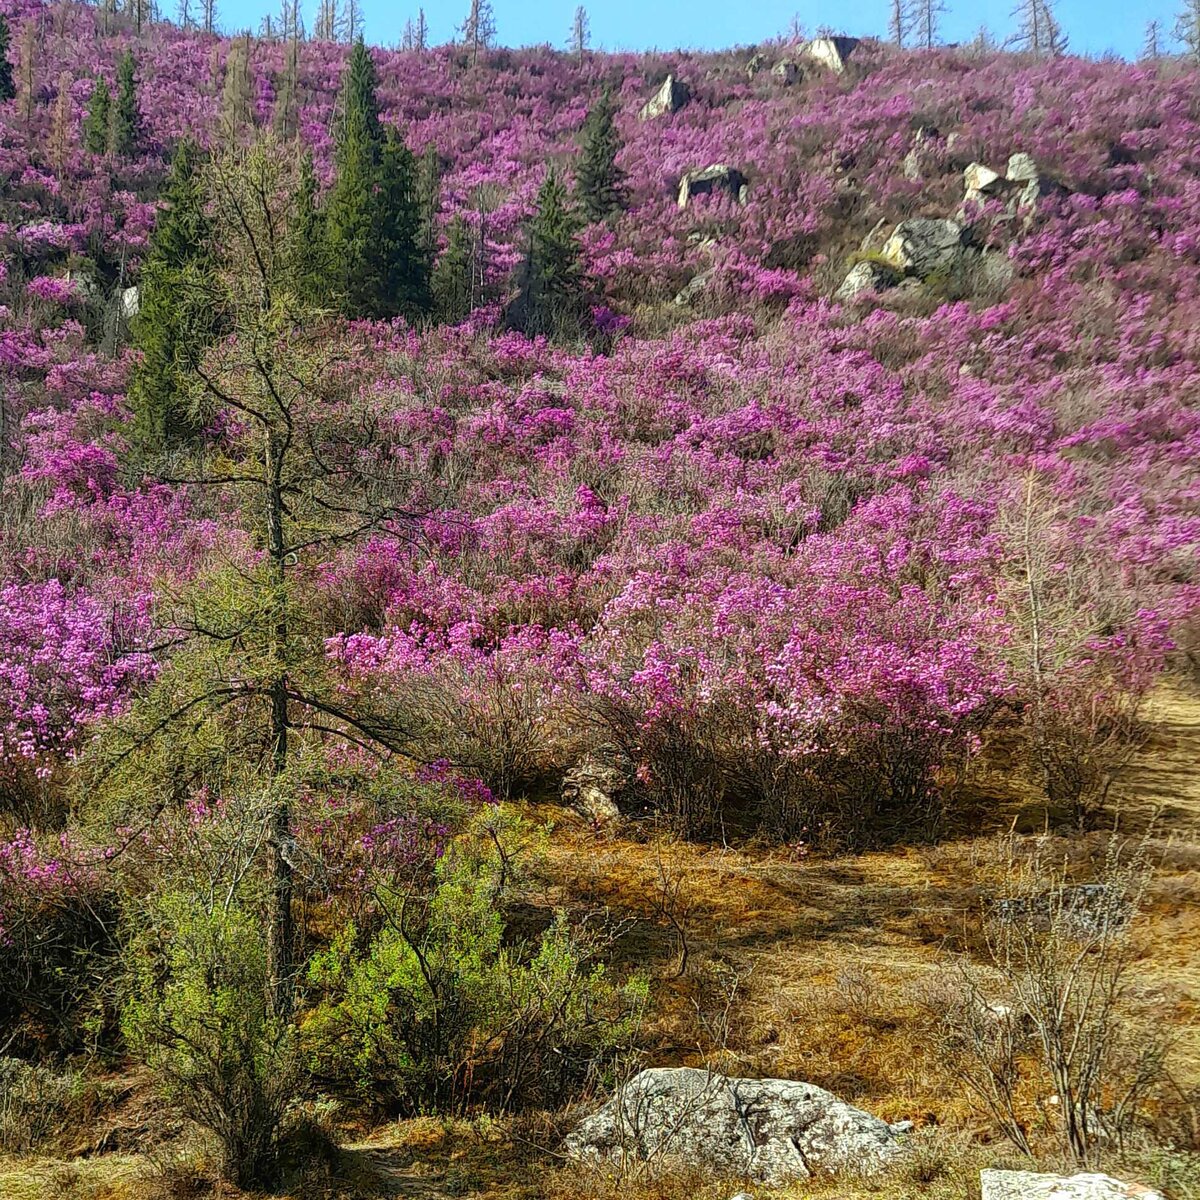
[1,2,1200,1199]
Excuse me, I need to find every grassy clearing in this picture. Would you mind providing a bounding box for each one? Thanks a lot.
[6,682,1200,1199]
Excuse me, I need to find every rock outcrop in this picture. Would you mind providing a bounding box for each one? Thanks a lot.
[561,750,630,824]
[964,161,1007,205]
[880,217,968,278]
[980,1170,1164,1200]
[121,285,140,320]
[640,74,690,120]
[834,260,900,303]
[803,36,859,73]
[678,165,749,209]
[674,268,715,307]
[564,1067,905,1185]
[771,58,801,84]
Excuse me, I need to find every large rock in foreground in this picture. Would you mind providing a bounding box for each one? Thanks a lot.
[980,1170,1164,1200]
[564,1067,905,1184]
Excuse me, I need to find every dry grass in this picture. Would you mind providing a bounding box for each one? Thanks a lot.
[7,680,1200,1199]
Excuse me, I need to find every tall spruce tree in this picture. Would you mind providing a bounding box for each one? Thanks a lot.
[324,42,428,320]
[514,169,590,339]
[0,15,15,103]
[374,129,428,318]
[83,76,112,156]
[431,215,474,325]
[324,41,382,313]
[294,149,329,304]
[129,141,214,452]
[416,142,441,269]
[112,50,141,157]
[575,88,627,224]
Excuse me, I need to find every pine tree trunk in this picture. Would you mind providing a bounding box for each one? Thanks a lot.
[264,428,294,1023]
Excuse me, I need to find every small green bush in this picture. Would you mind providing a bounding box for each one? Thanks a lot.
[122,895,303,1188]
[305,807,647,1115]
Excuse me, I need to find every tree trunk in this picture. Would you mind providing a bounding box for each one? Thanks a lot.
[264,428,293,1022]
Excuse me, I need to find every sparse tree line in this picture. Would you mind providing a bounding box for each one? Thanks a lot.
[51,0,1200,62]
[106,37,629,450]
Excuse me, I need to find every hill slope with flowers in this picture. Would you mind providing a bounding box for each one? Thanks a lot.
[3,3,1198,816]
[2,2,1200,1195]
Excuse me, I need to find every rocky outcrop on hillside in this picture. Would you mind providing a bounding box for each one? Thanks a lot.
[639,74,690,120]
[678,165,749,208]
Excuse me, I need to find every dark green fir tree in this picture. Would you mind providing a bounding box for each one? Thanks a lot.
[293,148,330,305]
[324,41,383,315]
[0,14,16,103]
[416,141,441,274]
[129,141,214,452]
[574,88,627,223]
[374,129,428,318]
[515,169,590,339]
[112,50,142,158]
[82,76,112,156]
[431,214,475,324]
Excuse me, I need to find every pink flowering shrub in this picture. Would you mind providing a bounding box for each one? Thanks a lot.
[0,580,156,787]
[0,5,1195,848]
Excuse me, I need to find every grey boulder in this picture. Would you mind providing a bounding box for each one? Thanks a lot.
[880,218,968,278]
[834,260,899,303]
[980,1170,1164,1200]
[640,74,690,120]
[561,750,629,824]
[803,36,859,73]
[678,165,749,209]
[563,1067,904,1184]
[121,285,140,320]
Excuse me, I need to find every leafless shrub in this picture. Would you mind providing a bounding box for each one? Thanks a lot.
[936,837,1167,1165]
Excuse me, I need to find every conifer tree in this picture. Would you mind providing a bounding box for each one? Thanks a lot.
[18,21,36,128]
[324,42,381,314]
[516,169,590,339]
[911,0,946,49]
[416,141,441,272]
[220,33,256,137]
[460,0,495,66]
[401,8,428,51]
[373,129,428,318]
[83,75,111,155]
[570,6,589,63]
[1010,0,1066,57]
[323,42,428,320]
[272,35,300,138]
[1143,18,1163,59]
[294,149,329,304]
[575,88,627,224]
[112,50,142,157]
[129,141,214,451]
[338,38,380,142]
[432,215,475,324]
[1178,0,1200,62]
[0,14,15,103]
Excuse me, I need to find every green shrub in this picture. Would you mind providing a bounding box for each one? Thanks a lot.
[305,807,647,1115]
[122,895,303,1188]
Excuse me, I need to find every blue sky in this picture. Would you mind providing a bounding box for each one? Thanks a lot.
[222,0,1179,60]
